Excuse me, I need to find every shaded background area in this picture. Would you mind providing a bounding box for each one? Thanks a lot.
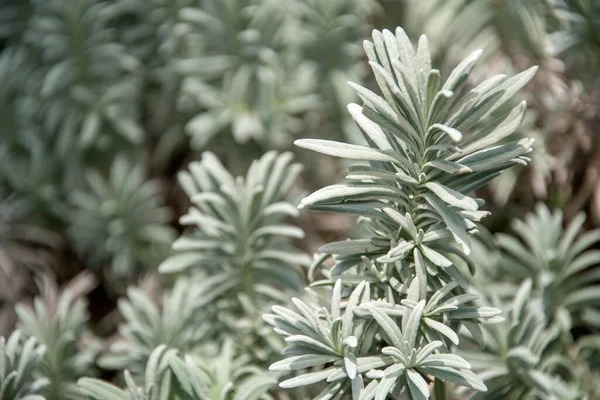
[0,0,599,397]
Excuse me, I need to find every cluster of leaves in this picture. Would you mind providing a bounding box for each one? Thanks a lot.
[264,27,537,399]
[106,0,379,156]
[86,151,308,397]
[398,0,600,217]
[0,272,97,400]
[98,279,209,377]
[80,344,276,400]
[457,204,600,398]
[0,149,307,399]
[1,0,600,399]
[156,151,310,363]
[494,204,600,326]
[0,330,47,400]
[176,0,380,149]
[0,0,383,309]
[0,0,175,285]
[550,0,600,86]
[0,192,62,336]
[68,157,175,282]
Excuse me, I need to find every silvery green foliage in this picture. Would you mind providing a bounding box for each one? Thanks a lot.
[0,330,47,400]
[458,280,582,400]
[0,192,61,336]
[399,0,599,207]
[268,27,536,399]
[179,0,320,148]
[99,280,208,377]
[0,142,59,210]
[172,340,278,400]
[4,1,140,157]
[265,279,488,399]
[110,0,197,66]
[0,0,32,41]
[184,52,319,149]
[400,0,480,62]
[401,0,549,64]
[110,0,201,165]
[296,27,536,282]
[550,0,600,86]
[495,203,600,329]
[0,47,43,147]
[14,275,96,400]
[389,0,557,207]
[487,122,554,207]
[575,334,600,396]
[81,344,276,400]
[0,138,64,224]
[460,205,600,398]
[0,47,65,222]
[68,156,175,280]
[159,151,309,287]
[110,0,321,152]
[159,151,309,363]
[25,0,142,153]
[297,0,380,139]
[0,1,169,283]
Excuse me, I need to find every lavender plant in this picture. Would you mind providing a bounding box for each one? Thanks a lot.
[1,1,600,399]
[265,27,537,399]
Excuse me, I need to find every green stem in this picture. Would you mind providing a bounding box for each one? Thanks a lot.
[434,379,446,400]
[242,259,254,305]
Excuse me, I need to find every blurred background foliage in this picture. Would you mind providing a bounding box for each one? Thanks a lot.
[0,0,599,398]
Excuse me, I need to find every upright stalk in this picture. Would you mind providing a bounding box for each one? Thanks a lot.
[434,379,446,400]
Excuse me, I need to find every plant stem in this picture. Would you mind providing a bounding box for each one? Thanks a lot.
[242,259,254,304]
[434,379,446,400]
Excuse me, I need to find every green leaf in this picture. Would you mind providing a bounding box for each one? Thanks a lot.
[563,250,600,280]
[233,374,277,400]
[300,184,402,209]
[420,366,486,391]
[158,253,207,273]
[442,49,482,93]
[461,101,527,155]
[279,368,337,388]
[348,103,393,150]
[414,249,428,299]
[407,368,430,400]
[77,378,129,400]
[320,239,381,255]
[420,245,452,268]
[423,318,459,345]
[457,138,534,172]
[564,285,600,309]
[345,354,358,379]
[424,182,478,211]
[405,300,426,349]
[423,193,471,254]
[269,354,339,371]
[367,305,404,348]
[428,123,463,142]
[482,66,538,119]
[424,160,472,174]
[295,139,397,162]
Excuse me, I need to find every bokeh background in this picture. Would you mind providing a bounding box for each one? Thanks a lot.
[0,0,599,397]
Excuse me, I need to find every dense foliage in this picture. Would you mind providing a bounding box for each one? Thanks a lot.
[0,0,599,399]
